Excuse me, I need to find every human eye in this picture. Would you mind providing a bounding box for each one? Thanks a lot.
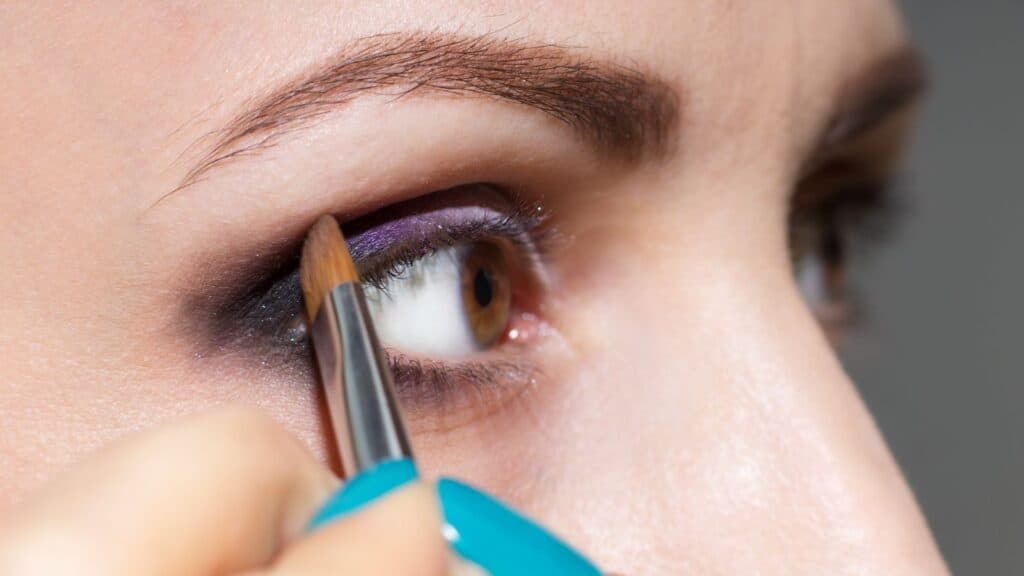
[788,55,925,341]
[347,185,546,361]
[201,184,551,429]
[789,157,903,340]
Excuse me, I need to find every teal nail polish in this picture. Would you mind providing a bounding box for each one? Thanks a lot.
[438,478,601,576]
[307,458,417,530]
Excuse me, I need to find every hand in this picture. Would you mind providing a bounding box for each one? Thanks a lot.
[0,407,449,575]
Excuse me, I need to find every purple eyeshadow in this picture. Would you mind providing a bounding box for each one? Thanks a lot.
[345,205,504,263]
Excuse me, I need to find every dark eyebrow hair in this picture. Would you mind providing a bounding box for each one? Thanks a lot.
[810,47,927,166]
[174,32,680,191]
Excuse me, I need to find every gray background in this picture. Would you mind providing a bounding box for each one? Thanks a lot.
[844,1,1022,573]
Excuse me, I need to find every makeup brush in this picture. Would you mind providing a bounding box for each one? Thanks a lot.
[300,214,413,476]
[301,214,601,575]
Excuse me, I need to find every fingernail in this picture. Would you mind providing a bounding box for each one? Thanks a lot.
[437,478,602,576]
[307,458,417,531]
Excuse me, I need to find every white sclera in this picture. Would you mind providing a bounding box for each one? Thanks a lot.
[796,254,827,307]
[364,245,482,357]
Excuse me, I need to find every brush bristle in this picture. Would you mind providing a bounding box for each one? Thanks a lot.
[300,215,359,320]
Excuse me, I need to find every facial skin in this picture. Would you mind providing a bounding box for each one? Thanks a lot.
[0,1,947,574]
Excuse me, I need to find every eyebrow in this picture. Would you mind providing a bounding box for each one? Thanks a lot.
[810,47,927,166]
[174,32,681,191]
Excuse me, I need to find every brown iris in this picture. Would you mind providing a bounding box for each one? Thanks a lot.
[460,241,511,347]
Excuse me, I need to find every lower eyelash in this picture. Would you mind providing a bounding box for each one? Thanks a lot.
[387,351,541,431]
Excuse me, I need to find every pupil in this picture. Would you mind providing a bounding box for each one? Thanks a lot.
[473,268,493,308]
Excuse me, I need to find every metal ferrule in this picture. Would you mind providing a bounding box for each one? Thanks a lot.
[311,282,414,476]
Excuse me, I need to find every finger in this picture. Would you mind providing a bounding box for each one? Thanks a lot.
[0,407,336,576]
[266,481,449,576]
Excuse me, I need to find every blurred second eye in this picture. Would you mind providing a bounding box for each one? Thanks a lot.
[364,240,513,358]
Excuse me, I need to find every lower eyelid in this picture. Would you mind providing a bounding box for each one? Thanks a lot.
[384,302,551,432]
[388,351,542,433]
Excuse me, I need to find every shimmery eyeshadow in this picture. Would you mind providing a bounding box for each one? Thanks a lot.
[346,205,505,262]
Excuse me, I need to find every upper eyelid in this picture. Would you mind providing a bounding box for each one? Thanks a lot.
[355,209,545,292]
[342,186,547,284]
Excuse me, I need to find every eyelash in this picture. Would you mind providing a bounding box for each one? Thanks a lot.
[387,353,540,430]
[789,174,903,327]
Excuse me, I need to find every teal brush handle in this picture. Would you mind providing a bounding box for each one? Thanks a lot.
[309,458,601,576]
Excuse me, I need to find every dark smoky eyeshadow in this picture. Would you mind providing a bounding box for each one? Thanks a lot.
[185,184,545,363]
[184,247,308,365]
